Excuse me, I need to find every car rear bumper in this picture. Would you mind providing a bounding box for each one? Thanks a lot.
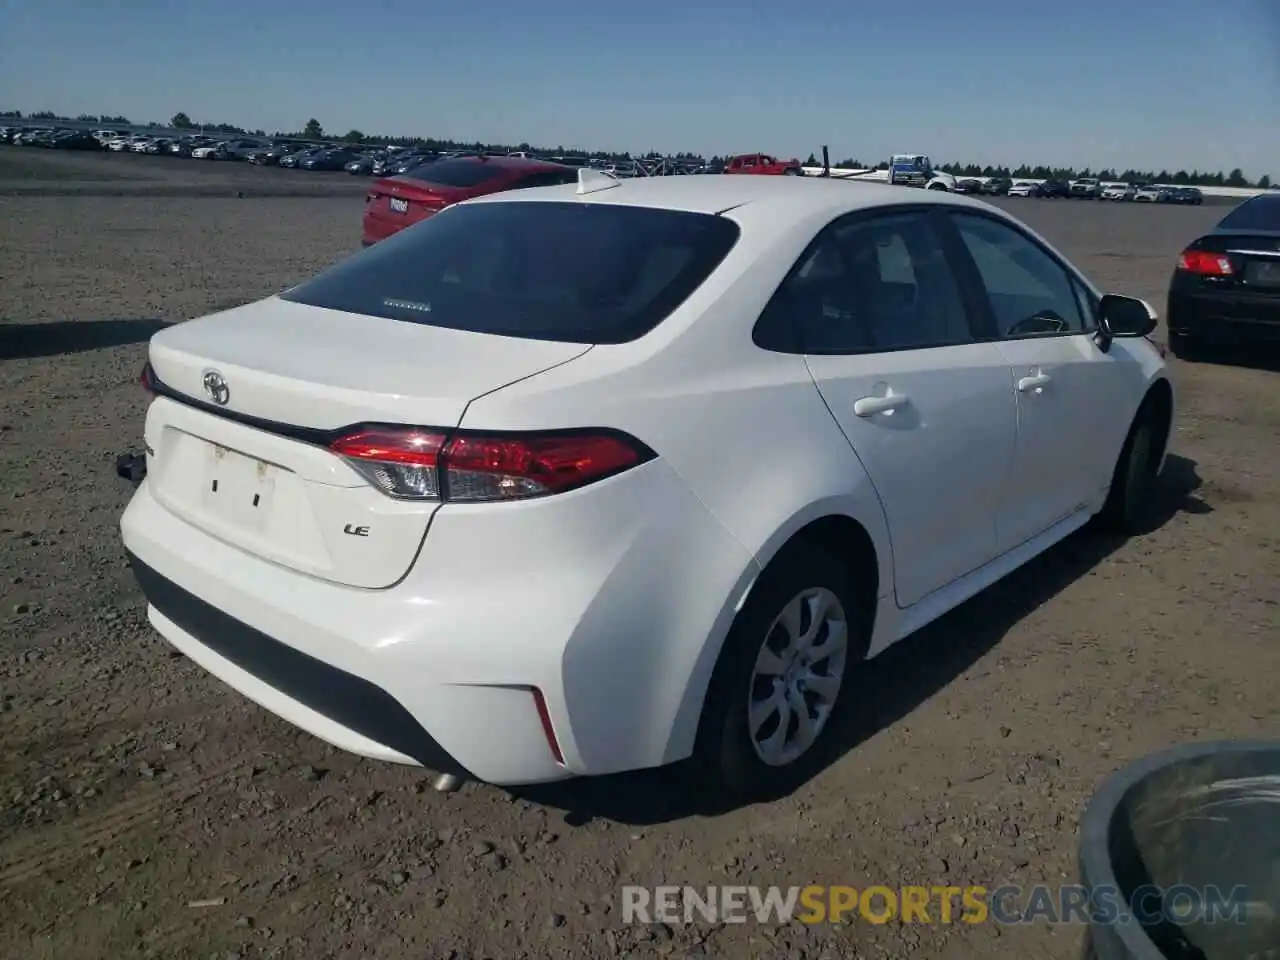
[120,458,755,785]
[127,551,470,774]
[1168,289,1280,342]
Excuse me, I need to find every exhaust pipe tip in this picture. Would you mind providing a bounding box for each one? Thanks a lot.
[432,773,465,794]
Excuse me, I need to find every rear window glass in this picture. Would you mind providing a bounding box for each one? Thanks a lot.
[280,201,740,344]
[1216,196,1280,231]
[401,159,508,188]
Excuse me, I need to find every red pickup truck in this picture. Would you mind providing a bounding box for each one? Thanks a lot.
[723,153,804,176]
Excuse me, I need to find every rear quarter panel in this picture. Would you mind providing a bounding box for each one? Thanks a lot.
[454,214,895,761]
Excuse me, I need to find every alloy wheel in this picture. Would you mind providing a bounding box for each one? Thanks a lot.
[747,588,849,767]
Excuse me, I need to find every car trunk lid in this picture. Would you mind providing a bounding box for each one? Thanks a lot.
[369,175,469,217]
[143,298,590,588]
[1187,232,1280,297]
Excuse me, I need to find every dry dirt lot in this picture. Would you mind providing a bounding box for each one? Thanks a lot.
[1,149,1277,960]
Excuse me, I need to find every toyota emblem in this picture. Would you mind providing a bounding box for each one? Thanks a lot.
[202,369,230,406]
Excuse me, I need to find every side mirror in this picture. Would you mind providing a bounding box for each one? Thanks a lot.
[1096,294,1157,351]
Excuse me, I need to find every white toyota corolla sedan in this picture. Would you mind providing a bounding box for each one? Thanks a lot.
[120,171,1174,800]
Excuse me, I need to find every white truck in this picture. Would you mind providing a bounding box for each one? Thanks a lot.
[887,154,957,191]
[1069,176,1103,199]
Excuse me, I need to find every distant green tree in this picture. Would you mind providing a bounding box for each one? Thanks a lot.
[1225,168,1248,187]
[0,109,22,118]
[171,112,195,129]
[303,118,323,138]
[1259,174,1272,189]
[343,129,365,143]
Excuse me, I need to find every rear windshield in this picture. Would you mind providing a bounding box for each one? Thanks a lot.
[280,201,740,344]
[1216,196,1278,230]
[400,159,510,188]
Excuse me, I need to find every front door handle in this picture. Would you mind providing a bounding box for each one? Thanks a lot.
[1017,372,1051,393]
[853,394,910,417]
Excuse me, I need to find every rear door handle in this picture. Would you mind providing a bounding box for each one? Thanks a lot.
[1017,372,1051,393]
[853,394,909,417]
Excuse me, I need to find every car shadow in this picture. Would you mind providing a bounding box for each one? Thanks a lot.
[0,318,171,361]
[507,454,1208,826]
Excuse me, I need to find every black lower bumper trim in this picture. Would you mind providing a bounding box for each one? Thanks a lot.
[125,551,469,777]
[116,452,147,486]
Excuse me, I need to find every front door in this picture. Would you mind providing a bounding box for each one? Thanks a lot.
[943,211,1129,551]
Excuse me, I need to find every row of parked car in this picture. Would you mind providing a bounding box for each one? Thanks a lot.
[951,174,1205,204]
[0,126,711,178]
[0,126,103,149]
[1,125,1216,208]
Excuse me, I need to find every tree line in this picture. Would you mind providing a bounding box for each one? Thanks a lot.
[3,109,1272,189]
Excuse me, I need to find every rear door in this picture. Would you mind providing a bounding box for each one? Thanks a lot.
[942,210,1137,551]
[786,208,1019,608]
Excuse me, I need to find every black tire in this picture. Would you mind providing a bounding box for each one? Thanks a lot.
[693,543,872,801]
[1096,397,1165,534]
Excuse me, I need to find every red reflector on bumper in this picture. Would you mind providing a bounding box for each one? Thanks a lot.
[531,688,564,765]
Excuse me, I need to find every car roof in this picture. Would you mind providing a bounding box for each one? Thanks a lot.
[462,173,999,219]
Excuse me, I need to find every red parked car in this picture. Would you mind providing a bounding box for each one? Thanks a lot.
[722,153,804,176]
[362,155,580,245]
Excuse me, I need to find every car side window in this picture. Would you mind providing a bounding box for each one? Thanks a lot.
[769,211,973,354]
[949,213,1087,338]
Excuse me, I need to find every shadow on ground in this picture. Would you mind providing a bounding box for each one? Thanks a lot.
[510,454,1209,826]
[0,319,171,360]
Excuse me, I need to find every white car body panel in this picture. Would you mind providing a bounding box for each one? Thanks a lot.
[994,335,1149,549]
[121,176,1174,785]
[805,344,1015,606]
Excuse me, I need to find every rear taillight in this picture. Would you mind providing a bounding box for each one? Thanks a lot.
[140,362,156,394]
[1177,249,1233,276]
[329,427,652,502]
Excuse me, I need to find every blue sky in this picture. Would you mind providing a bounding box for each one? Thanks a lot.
[2,0,1276,176]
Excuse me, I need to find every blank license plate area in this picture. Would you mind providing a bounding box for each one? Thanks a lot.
[200,442,283,533]
[389,197,409,213]
[1245,260,1280,287]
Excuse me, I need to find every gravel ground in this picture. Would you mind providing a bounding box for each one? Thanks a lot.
[1,148,1277,960]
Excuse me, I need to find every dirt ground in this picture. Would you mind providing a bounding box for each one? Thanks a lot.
[1,148,1276,960]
